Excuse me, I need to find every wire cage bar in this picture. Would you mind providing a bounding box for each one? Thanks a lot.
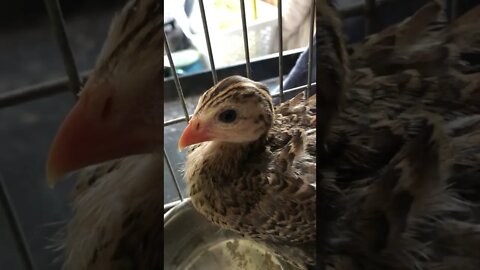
[43,0,82,95]
[198,0,218,85]
[239,0,252,78]
[277,0,284,102]
[164,31,190,122]
[164,148,184,201]
[0,174,36,270]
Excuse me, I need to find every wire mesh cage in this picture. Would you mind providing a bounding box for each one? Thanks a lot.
[188,0,280,68]
[0,0,468,269]
[163,0,316,212]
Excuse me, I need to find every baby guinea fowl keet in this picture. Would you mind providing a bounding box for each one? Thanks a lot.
[178,76,317,269]
[178,1,348,269]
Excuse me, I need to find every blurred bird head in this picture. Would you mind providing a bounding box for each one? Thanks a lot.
[178,76,274,150]
[47,0,163,186]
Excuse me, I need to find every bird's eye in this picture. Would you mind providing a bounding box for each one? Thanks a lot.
[218,109,237,123]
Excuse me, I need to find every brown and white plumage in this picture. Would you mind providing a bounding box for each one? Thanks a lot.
[316,1,480,269]
[178,76,317,269]
[181,1,480,269]
[177,2,345,269]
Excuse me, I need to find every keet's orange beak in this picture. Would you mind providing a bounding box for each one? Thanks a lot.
[178,117,213,151]
[46,87,160,187]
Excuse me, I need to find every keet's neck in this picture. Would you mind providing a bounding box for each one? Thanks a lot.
[185,136,268,185]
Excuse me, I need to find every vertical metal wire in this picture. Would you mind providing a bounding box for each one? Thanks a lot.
[43,0,81,95]
[164,148,184,201]
[240,0,252,78]
[364,0,376,35]
[0,174,36,270]
[198,0,218,84]
[306,0,315,97]
[277,0,284,102]
[164,32,190,121]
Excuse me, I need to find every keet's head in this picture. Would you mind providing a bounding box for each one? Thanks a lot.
[46,0,163,186]
[178,76,274,150]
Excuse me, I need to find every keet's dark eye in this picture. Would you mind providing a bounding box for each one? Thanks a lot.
[218,109,237,123]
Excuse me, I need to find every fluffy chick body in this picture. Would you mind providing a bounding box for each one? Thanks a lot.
[183,77,317,269]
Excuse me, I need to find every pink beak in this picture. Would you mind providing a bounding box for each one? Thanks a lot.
[178,117,213,150]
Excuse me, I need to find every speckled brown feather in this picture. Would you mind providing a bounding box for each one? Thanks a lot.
[318,1,480,269]
[350,0,454,76]
[184,86,317,269]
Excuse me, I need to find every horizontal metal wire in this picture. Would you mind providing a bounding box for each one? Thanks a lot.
[0,72,89,109]
[164,199,182,213]
[163,48,304,101]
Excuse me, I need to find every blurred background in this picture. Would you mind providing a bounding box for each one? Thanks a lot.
[1,1,123,269]
[0,0,478,269]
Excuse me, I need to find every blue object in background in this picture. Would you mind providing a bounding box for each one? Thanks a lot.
[164,48,206,78]
[283,36,317,92]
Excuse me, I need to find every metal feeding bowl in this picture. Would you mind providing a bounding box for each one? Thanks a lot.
[164,199,294,270]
